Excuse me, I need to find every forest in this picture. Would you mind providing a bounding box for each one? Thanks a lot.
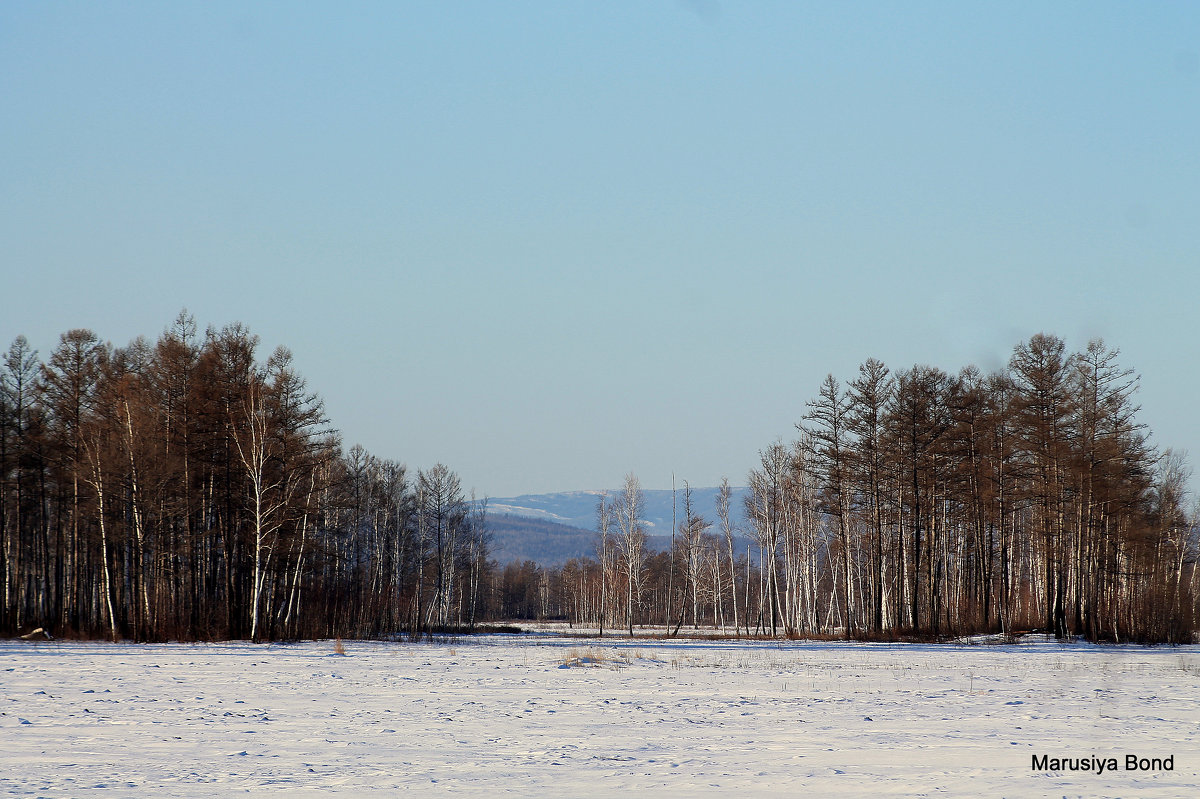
[532,336,1198,644]
[2,316,1196,643]
[0,313,486,641]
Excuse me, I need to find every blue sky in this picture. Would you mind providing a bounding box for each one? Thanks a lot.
[2,2,1198,498]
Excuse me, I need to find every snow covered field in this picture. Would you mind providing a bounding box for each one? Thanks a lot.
[2,633,1198,797]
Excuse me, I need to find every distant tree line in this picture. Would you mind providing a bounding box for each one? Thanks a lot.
[0,313,487,641]
[504,335,1198,644]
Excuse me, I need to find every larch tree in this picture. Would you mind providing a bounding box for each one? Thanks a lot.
[887,365,952,632]
[416,463,468,629]
[1009,333,1076,639]
[38,329,104,631]
[847,358,893,632]
[2,336,41,630]
[803,375,856,635]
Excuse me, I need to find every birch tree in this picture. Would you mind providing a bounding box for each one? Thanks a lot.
[716,478,738,634]
[594,493,614,635]
[677,481,711,628]
[612,473,646,635]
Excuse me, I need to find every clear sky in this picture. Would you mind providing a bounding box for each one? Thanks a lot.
[2,2,1198,499]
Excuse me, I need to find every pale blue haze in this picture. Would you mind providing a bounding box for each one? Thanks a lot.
[2,2,1197,497]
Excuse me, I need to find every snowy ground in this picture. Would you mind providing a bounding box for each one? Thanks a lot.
[2,632,1198,797]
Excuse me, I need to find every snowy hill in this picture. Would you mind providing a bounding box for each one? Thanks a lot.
[485,514,600,566]
[481,487,752,566]
[484,486,750,533]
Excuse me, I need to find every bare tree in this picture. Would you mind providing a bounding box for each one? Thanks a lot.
[1,336,40,629]
[416,463,468,628]
[803,375,856,635]
[231,374,289,641]
[612,473,647,635]
[717,477,738,634]
[677,481,710,629]
[594,493,614,636]
[465,492,490,629]
[847,358,893,632]
[1010,333,1075,639]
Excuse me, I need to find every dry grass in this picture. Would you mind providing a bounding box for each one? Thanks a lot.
[560,647,628,670]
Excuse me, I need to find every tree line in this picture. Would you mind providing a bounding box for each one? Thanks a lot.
[3,321,1195,644]
[498,335,1197,644]
[0,313,487,641]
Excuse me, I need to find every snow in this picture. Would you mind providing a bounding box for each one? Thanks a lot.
[2,633,1198,796]
[482,487,752,533]
[485,503,574,524]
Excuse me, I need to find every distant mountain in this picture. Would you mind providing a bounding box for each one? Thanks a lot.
[485,514,598,566]
[481,487,753,567]
[484,486,750,533]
